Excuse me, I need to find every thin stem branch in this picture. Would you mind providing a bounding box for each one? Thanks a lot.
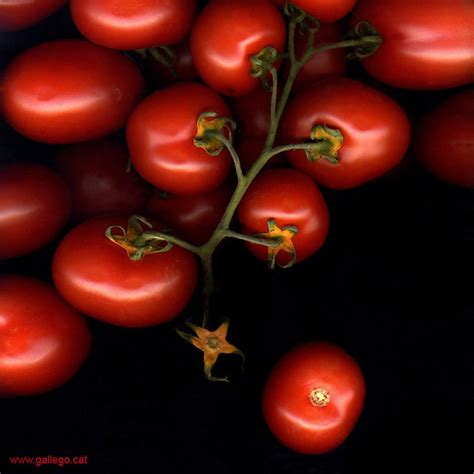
[143,231,200,255]
[206,131,244,184]
[269,66,278,126]
[223,230,280,248]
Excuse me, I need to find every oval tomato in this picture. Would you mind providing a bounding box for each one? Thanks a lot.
[415,89,474,188]
[146,181,233,246]
[292,22,347,92]
[0,275,91,397]
[263,341,366,454]
[191,0,286,97]
[351,0,474,89]
[70,0,197,50]
[0,163,71,260]
[0,0,66,32]
[54,136,151,223]
[272,0,356,22]
[52,215,198,327]
[238,168,329,266]
[3,39,144,144]
[127,82,232,196]
[281,77,410,189]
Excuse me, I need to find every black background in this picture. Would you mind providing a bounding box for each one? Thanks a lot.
[1,3,473,474]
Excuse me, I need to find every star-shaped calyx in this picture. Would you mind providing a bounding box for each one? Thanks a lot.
[177,319,244,382]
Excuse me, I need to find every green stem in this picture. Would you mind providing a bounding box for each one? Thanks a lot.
[269,66,278,126]
[223,230,280,248]
[313,36,382,54]
[206,131,244,184]
[141,231,200,254]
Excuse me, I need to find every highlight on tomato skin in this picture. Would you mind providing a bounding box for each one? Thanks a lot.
[52,215,198,328]
[0,163,71,261]
[190,0,287,97]
[70,0,197,51]
[2,39,145,144]
[281,77,411,190]
[262,341,366,454]
[0,0,67,32]
[414,88,474,188]
[0,275,92,398]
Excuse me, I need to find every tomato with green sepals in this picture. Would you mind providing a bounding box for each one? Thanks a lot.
[0,163,71,260]
[3,39,144,144]
[70,0,197,51]
[272,0,356,23]
[281,77,411,190]
[52,215,198,327]
[0,275,91,397]
[263,341,366,454]
[190,0,286,97]
[237,168,329,268]
[414,89,474,188]
[127,82,234,196]
[350,0,474,90]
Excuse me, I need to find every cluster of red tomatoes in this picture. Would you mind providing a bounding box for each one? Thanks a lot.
[0,0,472,457]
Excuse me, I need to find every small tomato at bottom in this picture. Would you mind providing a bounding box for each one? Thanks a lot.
[263,341,366,454]
[52,215,198,327]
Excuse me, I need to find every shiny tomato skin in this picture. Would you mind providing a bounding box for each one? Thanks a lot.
[0,275,91,397]
[70,0,197,50]
[127,82,232,196]
[54,137,151,223]
[0,163,71,260]
[282,78,411,190]
[145,181,233,246]
[263,341,366,454]
[415,89,474,188]
[292,23,347,92]
[3,39,144,144]
[190,0,286,97]
[52,215,198,327]
[0,0,67,32]
[238,168,329,265]
[351,0,474,89]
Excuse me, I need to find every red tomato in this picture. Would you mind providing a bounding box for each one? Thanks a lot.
[238,168,329,265]
[0,163,71,260]
[292,23,347,92]
[0,275,91,397]
[127,82,232,196]
[145,181,233,246]
[145,38,200,87]
[190,0,286,97]
[54,136,151,223]
[351,0,474,89]
[272,0,356,22]
[263,341,366,454]
[52,215,198,327]
[0,0,66,32]
[415,89,474,188]
[3,39,144,144]
[70,0,197,50]
[281,77,410,189]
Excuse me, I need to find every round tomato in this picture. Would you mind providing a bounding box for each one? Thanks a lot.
[237,168,329,266]
[272,0,356,22]
[127,82,232,196]
[415,89,474,188]
[291,22,347,92]
[263,341,366,454]
[146,181,233,246]
[70,0,197,50]
[3,39,144,144]
[52,215,198,327]
[351,0,474,89]
[54,136,151,223]
[281,77,410,189]
[0,0,66,32]
[0,163,71,260]
[190,0,286,97]
[0,275,91,397]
